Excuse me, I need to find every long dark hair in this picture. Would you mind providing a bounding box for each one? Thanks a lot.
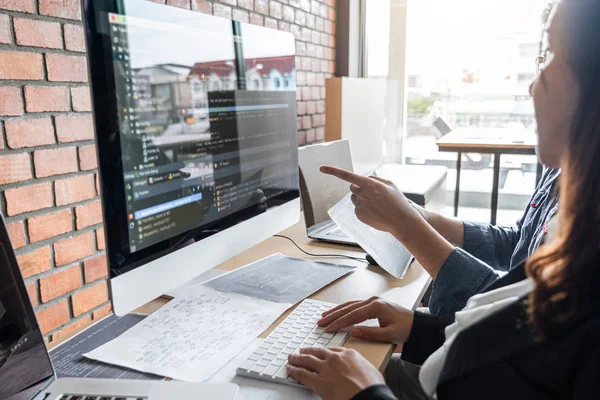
[526,0,600,338]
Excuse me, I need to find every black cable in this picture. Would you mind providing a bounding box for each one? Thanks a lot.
[273,234,369,263]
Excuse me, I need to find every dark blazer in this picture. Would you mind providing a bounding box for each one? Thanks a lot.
[354,264,600,399]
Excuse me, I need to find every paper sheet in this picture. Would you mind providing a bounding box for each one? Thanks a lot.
[209,338,320,400]
[328,194,412,279]
[84,285,289,382]
[204,253,355,304]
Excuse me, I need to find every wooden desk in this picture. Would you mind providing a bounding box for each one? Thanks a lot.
[136,217,432,371]
[437,129,540,225]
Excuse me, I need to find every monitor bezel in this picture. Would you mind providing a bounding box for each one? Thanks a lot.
[83,0,300,283]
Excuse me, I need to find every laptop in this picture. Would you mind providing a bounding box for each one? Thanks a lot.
[0,215,238,400]
[298,140,359,246]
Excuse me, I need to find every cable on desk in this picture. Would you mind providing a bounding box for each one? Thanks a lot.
[273,234,369,263]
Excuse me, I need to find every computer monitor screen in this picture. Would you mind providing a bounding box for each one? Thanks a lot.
[85,0,299,281]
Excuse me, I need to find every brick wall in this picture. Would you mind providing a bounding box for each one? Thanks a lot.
[0,0,336,343]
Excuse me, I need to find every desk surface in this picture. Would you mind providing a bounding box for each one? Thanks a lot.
[437,129,537,152]
[136,216,432,371]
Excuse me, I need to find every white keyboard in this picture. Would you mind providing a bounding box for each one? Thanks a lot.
[236,299,349,388]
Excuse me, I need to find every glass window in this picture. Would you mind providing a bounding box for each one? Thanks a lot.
[365,0,391,77]
[401,0,547,223]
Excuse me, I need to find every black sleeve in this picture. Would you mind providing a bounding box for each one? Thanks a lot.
[352,385,397,400]
[401,311,448,365]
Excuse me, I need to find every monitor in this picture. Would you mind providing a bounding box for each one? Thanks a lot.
[83,0,300,315]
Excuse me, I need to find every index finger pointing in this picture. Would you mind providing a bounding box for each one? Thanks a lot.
[320,166,369,185]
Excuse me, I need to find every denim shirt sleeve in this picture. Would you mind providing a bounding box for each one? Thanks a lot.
[462,221,521,271]
[429,247,502,321]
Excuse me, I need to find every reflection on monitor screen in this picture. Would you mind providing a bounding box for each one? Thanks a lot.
[88,0,299,277]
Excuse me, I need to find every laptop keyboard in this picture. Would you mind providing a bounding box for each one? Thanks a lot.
[58,396,147,400]
[325,228,348,238]
[236,299,349,388]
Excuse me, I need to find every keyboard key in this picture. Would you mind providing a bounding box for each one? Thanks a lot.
[304,338,316,345]
[265,337,276,344]
[275,367,289,379]
[251,364,265,373]
[257,358,270,367]
[263,365,281,376]
[317,338,329,345]
[272,358,285,366]
[239,359,255,370]
[321,333,334,339]
[249,353,261,361]
[263,353,276,361]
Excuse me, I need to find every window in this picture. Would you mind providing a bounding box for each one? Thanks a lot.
[254,79,260,89]
[365,0,390,77]
[401,0,548,223]
[274,78,281,88]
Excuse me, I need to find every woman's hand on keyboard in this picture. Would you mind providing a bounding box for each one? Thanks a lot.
[287,347,384,400]
[317,297,414,344]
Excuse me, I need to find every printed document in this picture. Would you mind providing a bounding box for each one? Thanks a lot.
[204,253,355,304]
[328,194,412,278]
[84,285,289,382]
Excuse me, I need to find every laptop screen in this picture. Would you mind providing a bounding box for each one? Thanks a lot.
[0,217,54,400]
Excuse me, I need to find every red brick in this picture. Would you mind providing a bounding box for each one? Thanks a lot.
[213,3,232,19]
[40,265,82,302]
[0,86,23,116]
[28,209,73,243]
[52,315,92,342]
[269,1,282,18]
[72,281,108,316]
[16,247,51,278]
[306,13,315,29]
[302,115,312,129]
[46,54,88,82]
[250,13,263,25]
[0,14,10,44]
[239,0,253,10]
[264,17,277,30]
[5,117,54,149]
[219,0,236,5]
[71,86,92,112]
[55,174,95,206]
[233,9,249,23]
[7,221,26,249]
[95,173,100,195]
[26,282,38,307]
[295,9,306,25]
[300,0,311,12]
[278,21,290,32]
[167,0,190,8]
[0,122,3,150]
[64,24,86,52]
[0,152,31,185]
[0,0,35,13]
[297,102,306,115]
[14,17,62,49]
[53,231,95,267]
[255,0,268,14]
[36,299,69,335]
[34,147,78,178]
[316,126,325,141]
[39,0,81,20]
[306,100,316,114]
[84,254,107,283]
[75,200,102,229]
[0,50,43,80]
[291,24,301,40]
[96,228,105,250]
[24,85,69,112]
[55,115,94,143]
[283,5,294,22]
[92,303,112,320]
[78,144,97,171]
[191,0,212,13]
[4,182,53,216]
[297,130,306,146]
[306,128,316,143]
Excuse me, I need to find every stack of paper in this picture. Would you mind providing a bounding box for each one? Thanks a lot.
[328,193,413,279]
[84,285,289,382]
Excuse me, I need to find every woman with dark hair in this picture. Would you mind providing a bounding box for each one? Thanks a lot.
[286,0,599,398]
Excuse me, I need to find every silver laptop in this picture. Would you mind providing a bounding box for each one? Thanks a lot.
[0,215,238,400]
[299,140,359,246]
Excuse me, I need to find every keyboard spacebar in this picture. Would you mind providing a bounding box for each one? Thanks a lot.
[327,330,349,348]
